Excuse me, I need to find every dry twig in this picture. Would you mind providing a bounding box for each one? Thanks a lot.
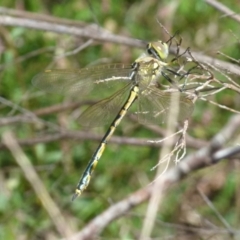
[2,131,74,238]
[67,115,240,240]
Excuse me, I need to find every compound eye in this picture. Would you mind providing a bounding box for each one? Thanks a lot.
[146,44,153,55]
[152,41,169,60]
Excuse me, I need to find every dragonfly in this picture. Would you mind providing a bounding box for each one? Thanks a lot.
[32,40,194,200]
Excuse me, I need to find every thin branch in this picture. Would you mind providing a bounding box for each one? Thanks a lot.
[2,131,74,238]
[204,0,240,23]
[0,101,91,127]
[68,187,151,240]
[0,6,92,27]
[213,146,240,161]
[152,218,240,235]
[174,46,240,76]
[197,188,234,235]
[0,46,55,71]
[141,92,183,239]
[0,131,160,148]
[1,8,240,75]
[0,14,145,47]
[0,130,206,150]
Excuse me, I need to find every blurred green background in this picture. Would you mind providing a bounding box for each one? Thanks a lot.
[0,0,240,239]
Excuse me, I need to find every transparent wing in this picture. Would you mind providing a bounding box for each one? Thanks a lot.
[32,64,133,99]
[78,83,132,127]
[136,86,194,125]
[33,64,135,127]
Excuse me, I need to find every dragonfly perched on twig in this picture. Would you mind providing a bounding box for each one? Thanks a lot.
[32,39,194,200]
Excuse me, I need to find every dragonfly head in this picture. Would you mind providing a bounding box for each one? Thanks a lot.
[147,41,169,61]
